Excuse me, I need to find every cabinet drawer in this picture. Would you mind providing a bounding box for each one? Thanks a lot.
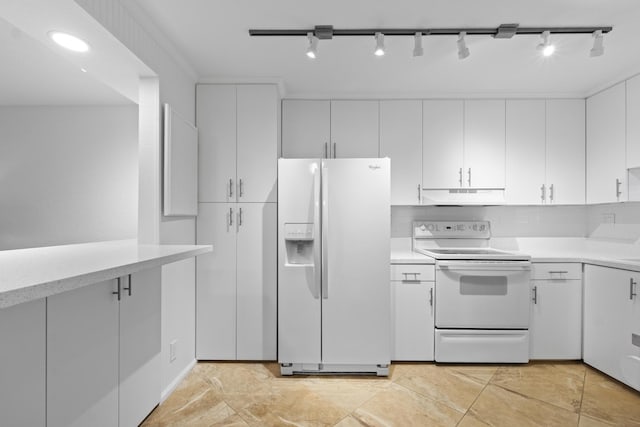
[532,263,581,280]
[390,264,435,282]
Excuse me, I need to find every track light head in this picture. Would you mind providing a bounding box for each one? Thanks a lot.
[306,32,318,59]
[374,32,385,56]
[457,32,470,60]
[537,30,555,57]
[590,30,604,57]
[413,32,424,57]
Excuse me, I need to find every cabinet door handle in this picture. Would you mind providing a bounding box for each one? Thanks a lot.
[123,274,132,296]
[541,184,546,202]
[113,277,122,301]
[616,178,622,198]
[333,142,337,158]
[467,168,472,187]
[429,287,434,307]
[549,184,554,202]
[228,178,233,198]
[532,285,538,304]
[238,207,243,226]
[417,184,421,203]
[324,142,328,158]
[229,207,233,226]
[458,168,463,187]
[239,179,244,198]
[630,278,637,300]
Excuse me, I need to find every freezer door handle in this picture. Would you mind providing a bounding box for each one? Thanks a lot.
[313,162,322,299]
[321,161,329,299]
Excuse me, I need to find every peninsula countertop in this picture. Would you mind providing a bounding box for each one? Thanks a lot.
[0,240,212,309]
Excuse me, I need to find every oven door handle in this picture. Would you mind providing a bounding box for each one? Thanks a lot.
[437,261,531,272]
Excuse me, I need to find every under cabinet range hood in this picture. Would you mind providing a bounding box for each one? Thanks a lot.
[421,188,505,205]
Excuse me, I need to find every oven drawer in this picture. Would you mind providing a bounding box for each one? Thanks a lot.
[532,263,581,281]
[435,329,529,363]
[435,266,530,328]
[390,264,435,282]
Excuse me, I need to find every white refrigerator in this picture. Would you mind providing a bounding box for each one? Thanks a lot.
[278,158,390,376]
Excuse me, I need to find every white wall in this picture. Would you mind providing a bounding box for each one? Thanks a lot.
[0,105,138,250]
[73,0,199,397]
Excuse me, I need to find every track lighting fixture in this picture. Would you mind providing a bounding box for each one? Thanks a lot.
[413,32,423,57]
[306,32,318,59]
[251,24,613,60]
[457,32,470,60]
[537,30,555,57]
[590,30,604,57]
[374,32,385,56]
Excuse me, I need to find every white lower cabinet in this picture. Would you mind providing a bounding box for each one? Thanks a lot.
[529,263,582,359]
[0,299,46,427]
[390,263,434,361]
[197,202,277,360]
[47,269,161,427]
[584,264,640,391]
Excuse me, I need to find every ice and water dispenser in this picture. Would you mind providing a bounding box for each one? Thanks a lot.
[284,223,314,266]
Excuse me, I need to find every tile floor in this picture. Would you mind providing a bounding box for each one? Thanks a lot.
[142,361,640,426]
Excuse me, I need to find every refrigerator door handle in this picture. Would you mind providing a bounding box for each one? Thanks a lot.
[321,161,329,299]
[313,162,322,299]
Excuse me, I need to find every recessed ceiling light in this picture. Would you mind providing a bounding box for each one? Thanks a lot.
[48,31,90,53]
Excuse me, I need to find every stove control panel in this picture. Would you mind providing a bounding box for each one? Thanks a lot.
[413,221,491,239]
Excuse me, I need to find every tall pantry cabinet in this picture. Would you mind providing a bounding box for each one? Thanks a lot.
[196,84,278,360]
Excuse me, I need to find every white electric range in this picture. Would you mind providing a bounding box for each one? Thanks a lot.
[413,221,532,363]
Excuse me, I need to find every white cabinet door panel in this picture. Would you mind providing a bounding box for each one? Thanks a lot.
[282,100,330,158]
[0,299,45,427]
[380,100,422,204]
[236,203,277,360]
[423,100,464,188]
[119,268,161,427]
[196,203,237,359]
[47,280,119,427]
[530,280,582,359]
[546,100,585,205]
[330,100,379,158]
[587,82,627,203]
[627,75,640,169]
[505,100,546,204]
[237,85,278,203]
[464,100,506,188]
[197,85,237,202]
[391,282,434,361]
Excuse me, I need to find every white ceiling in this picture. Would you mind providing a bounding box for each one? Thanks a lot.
[0,16,131,105]
[134,0,640,98]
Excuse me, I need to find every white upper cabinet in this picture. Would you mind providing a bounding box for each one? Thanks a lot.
[236,85,278,203]
[546,99,585,204]
[197,84,278,203]
[464,100,506,188]
[505,100,546,204]
[422,100,464,188]
[627,75,640,169]
[330,100,380,158]
[282,100,330,158]
[197,85,236,203]
[587,82,627,203]
[380,100,422,204]
[505,99,585,205]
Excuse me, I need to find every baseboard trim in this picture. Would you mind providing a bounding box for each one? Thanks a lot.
[161,358,197,403]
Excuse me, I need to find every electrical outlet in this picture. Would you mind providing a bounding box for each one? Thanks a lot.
[170,340,177,363]
[602,213,616,224]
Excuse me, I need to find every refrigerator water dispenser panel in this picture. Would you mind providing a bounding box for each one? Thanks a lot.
[284,223,314,265]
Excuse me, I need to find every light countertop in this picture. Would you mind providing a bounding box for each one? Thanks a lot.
[0,240,212,309]
[390,250,435,264]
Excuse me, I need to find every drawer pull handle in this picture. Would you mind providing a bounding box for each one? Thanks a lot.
[402,272,420,281]
[548,271,568,274]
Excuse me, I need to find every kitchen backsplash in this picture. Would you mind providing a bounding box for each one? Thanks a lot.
[586,202,640,236]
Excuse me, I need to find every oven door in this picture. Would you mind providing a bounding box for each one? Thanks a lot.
[435,261,531,329]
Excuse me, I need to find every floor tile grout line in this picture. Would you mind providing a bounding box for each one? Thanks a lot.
[455,368,499,426]
[576,364,588,425]
[490,381,583,417]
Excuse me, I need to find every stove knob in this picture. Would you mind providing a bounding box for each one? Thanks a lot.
[419,224,427,232]
[427,224,435,232]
